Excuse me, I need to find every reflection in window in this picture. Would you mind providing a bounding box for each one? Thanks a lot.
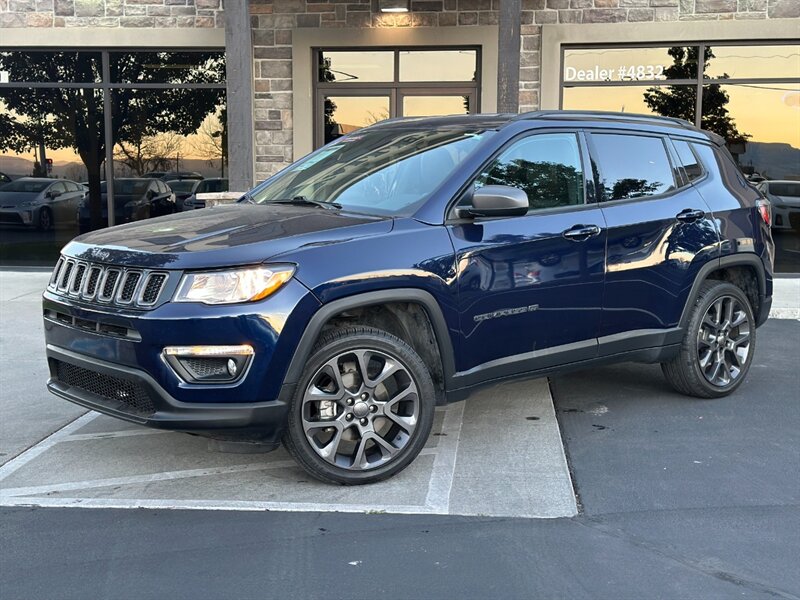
[706,83,800,180]
[704,44,800,80]
[252,128,490,217]
[673,140,704,181]
[476,133,584,211]
[318,51,394,83]
[592,134,674,200]
[110,51,226,84]
[563,47,697,83]
[0,51,101,83]
[399,50,477,82]
[323,96,390,144]
[563,85,697,122]
[402,95,471,117]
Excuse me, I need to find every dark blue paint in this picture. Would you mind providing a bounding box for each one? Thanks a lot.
[44,113,774,435]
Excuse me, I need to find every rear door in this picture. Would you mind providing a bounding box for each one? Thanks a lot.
[586,130,719,353]
[447,130,607,384]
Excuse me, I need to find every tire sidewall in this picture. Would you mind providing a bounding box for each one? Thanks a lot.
[285,329,436,485]
[686,282,756,398]
[38,207,52,231]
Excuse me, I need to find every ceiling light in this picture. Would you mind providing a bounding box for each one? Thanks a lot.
[379,0,410,12]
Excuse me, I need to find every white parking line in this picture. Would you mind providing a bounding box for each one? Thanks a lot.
[0,411,98,482]
[424,401,464,513]
[0,496,445,515]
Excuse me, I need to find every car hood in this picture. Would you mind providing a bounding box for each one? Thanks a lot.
[63,203,393,270]
[0,191,39,207]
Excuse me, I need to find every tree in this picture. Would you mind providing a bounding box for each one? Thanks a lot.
[190,106,228,177]
[644,46,749,144]
[0,51,225,229]
[115,132,184,176]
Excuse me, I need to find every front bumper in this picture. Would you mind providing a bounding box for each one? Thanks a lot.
[43,276,321,439]
[0,207,35,226]
[47,345,292,444]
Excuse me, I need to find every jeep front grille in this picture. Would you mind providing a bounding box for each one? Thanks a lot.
[48,256,171,310]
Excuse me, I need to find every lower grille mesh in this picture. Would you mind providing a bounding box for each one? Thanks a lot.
[55,361,156,417]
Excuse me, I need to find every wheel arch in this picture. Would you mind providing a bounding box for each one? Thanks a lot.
[282,289,457,401]
[679,254,766,329]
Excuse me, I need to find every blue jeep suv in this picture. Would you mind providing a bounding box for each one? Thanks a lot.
[43,111,774,484]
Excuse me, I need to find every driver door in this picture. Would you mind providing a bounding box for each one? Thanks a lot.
[447,131,607,383]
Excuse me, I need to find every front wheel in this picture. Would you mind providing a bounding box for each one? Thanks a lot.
[37,207,53,231]
[283,326,436,485]
[662,280,756,398]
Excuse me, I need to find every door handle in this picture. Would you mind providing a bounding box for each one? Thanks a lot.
[562,224,601,241]
[676,208,705,223]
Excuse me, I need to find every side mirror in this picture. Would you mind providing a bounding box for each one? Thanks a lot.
[463,185,529,218]
[47,190,62,199]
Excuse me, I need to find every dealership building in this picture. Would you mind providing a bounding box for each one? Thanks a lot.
[0,0,798,268]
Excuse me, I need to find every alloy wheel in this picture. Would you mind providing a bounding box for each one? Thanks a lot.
[696,295,752,387]
[301,348,420,470]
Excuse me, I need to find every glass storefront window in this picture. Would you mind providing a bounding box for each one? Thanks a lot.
[323,95,390,144]
[562,85,697,121]
[0,49,225,266]
[398,50,477,82]
[563,47,697,83]
[319,51,394,83]
[704,45,800,80]
[402,95,472,117]
[315,47,481,147]
[0,51,101,83]
[110,51,226,84]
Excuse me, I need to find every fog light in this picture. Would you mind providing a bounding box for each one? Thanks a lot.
[163,345,253,384]
[21,211,32,224]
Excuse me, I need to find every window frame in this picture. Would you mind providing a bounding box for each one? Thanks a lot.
[447,128,594,222]
[584,129,681,205]
[313,46,482,149]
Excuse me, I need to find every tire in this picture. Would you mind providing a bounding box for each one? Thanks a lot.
[37,207,53,231]
[283,326,436,485]
[662,280,756,398]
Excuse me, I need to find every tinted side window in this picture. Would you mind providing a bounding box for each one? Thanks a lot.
[673,140,704,182]
[50,182,66,194]
[592,133,675,201]
[475,133,584,211]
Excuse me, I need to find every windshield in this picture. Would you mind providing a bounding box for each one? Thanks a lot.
[197,179,228,193]
[769,182,800,197]
[167,180,197,193]
[249,127,493,217]
[0,180,51,193]
[100,180,150,195]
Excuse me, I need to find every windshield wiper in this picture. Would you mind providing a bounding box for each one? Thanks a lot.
[271,196,342,210]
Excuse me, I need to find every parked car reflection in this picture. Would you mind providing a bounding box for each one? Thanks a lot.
[78,178,175,233]
[0,177,86,230]
[166,179,200,212]
[182,177,229,210]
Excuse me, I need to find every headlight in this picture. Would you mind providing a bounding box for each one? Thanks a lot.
[174,265,295,305]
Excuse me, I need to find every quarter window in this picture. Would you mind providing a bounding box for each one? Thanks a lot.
[673,140,704,182]
[475,133,584,211]
[591,134,675,201]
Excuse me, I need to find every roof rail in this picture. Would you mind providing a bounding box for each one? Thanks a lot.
[512,110,697,131]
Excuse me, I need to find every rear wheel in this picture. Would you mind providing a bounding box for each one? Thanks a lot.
[283,326,436,485]
[662,280,755,398]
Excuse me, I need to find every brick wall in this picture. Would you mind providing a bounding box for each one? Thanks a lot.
[0,0,225,28]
